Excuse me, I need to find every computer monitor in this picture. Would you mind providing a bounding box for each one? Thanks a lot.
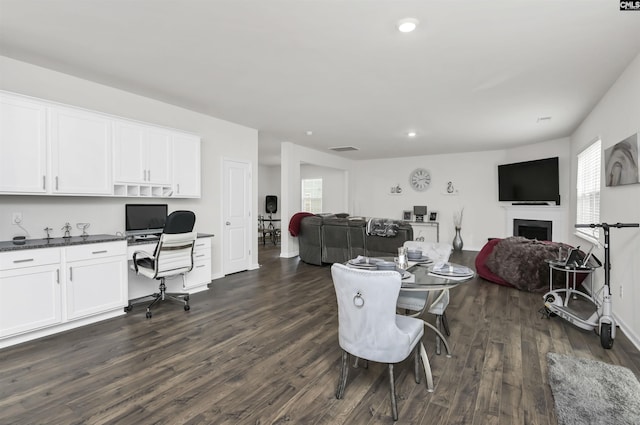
[125,204,168,237]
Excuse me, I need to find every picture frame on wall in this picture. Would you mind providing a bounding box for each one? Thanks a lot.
[429,212,438,221]
[402,210,412,221]
[604,132,639,187]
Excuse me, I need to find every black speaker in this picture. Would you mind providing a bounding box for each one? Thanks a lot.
[265,195,277,214]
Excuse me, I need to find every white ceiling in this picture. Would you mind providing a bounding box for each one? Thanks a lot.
[1,1,639,166]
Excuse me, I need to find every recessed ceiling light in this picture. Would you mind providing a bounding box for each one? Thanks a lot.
[306,130,313,136]
[398,18,419,33]
[407,132,417,138]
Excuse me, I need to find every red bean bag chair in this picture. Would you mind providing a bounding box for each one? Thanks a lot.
[475,237,592,293]
[475,238,512,288]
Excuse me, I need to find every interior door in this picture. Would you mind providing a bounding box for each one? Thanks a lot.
[223,159,251,274]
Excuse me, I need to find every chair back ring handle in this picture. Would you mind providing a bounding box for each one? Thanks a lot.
[353,291,365,308]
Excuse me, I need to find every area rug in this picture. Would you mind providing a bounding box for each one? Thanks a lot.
[547,352,640,425]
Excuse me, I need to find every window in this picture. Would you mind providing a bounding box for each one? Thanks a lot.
[301,178,322,213]
[576,138,601,238]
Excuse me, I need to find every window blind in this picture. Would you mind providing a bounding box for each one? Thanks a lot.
[576,139,601,237]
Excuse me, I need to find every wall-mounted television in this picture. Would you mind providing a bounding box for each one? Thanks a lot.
[125,204,168,237]
[498,157,560,205]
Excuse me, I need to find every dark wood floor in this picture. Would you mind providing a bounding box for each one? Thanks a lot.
[1,245,639,425]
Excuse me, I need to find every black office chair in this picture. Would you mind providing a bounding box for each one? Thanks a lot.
[128,210,196,318]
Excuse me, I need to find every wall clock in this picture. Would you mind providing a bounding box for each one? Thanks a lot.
[409,168,431,191]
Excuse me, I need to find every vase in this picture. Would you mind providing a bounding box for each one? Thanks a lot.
[453,227,463,251]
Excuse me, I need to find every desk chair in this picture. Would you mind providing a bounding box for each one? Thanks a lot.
[331,263,430,421]
[397,241,452,354]
[129,210,196,318]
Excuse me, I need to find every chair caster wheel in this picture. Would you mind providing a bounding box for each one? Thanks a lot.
[146,311,152,319]
[124,305,132,313]
[184,304,190,311]
[184,295,190,302]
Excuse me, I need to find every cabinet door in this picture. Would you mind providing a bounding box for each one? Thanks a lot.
[114,120,146,183]
[0,265,62,337]
[172,133,201,198]
[146,128,172,184]
[50,106,113,195]
[185,238,211,289]
[66,256,127,320]
[0,93,47,193]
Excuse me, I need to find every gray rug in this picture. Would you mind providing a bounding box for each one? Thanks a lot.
[547,352,640,425]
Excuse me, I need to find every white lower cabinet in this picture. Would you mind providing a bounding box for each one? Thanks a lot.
[0,240,128,348]
[0,263,62,338]
[65,241,127,320]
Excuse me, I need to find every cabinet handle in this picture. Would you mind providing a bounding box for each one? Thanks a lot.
[92,250,107,254]
[55,176,59,190]
[56,269,60,284]
[148,170,151,181]
[196,265,205,268]
[13,258,34,264]
[43,176,46,190]
[69,266,73,281]
[196,254,205,258]
[177,183,180,194]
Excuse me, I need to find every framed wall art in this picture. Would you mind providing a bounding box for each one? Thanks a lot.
[605,132,639,187]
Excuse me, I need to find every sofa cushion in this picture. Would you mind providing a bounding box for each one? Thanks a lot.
[322,217,351,263]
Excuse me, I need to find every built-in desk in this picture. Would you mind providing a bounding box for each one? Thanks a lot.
[0,233,213,349]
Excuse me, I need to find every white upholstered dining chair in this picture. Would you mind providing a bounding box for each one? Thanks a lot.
[331,263,432,421]
[397,241,453,354]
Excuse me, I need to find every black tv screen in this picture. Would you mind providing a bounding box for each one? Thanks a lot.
[125,204,168,236]
[498,157,560,204]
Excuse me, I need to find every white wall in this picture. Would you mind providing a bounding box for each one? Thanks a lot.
[351,139,570,251]
[0,56,259,280]
[280,142,352,257]
[258,164,281,220]
[300,164,348,214]
[278,139,570,252]
[568,53,640,347]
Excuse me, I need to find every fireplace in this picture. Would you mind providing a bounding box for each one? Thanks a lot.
[514,219,552,241]
[504,205,566,242]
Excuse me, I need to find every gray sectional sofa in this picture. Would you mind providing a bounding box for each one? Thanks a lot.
[297,214,413,265]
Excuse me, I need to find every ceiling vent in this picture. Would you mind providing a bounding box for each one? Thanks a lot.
[329,146,359,152]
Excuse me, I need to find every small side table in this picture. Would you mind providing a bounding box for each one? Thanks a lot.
[546,260,597,307]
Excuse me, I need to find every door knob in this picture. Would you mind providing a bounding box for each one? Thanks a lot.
[226,221,231,225]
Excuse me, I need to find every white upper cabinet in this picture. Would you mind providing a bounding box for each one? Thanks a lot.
[172,133,201,198]
[0,91,201,198]
[50,106,113,195]
[113,120,172,185]
[113,121,145,183]
[146,127,172,185]
[0,93,47,193]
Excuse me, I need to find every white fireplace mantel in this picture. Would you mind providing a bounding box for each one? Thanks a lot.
[502,205,568,242]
